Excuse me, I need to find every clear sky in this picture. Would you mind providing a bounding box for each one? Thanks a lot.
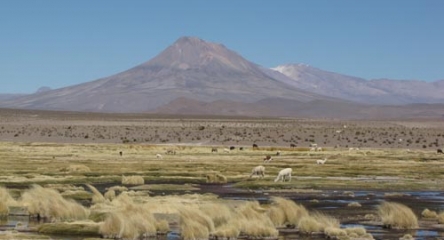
[1,0,443,93]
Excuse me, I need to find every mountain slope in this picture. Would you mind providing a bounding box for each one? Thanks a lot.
[0,37,334,113]
[271,64,444,105]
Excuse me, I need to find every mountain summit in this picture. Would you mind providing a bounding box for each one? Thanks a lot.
[0,37,331,113]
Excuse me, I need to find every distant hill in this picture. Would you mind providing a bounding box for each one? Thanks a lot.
[271,64,444,105]
[0,93,27,101]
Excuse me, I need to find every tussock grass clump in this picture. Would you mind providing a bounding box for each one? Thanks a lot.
[199,202,233,227]
[205,172,227,184]
[106,185,128,193]
[86,184,105,204]
[155,219,170,233]
[324,227,347,239]
[65,164,91,172]
[421,208,438,218]
[38,221,100,236]
[377,202,418,229]
[348,202,362,207]
[121,175,145,185]
[344,226,367,236]
[399,234,414,240]
[0,186,17,216]
[235,201,278,238]
[19,185,89,221]
[60,190,92,200]
[104,189,116,200]
[267,206,286,227]
[298,212,339,234]
[268,197,309,227]
[45,184,84,191]
[179,207,214,240]
[99,204,158,239]
[0,231,51,239]
[437,212,444,224]
[298,215,322,233]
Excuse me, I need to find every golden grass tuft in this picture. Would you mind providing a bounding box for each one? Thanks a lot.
[298,212,339,234]
[155,219,170,233]
[38,221,100,236]
[60,190,92,200]
[377,202,418,229]
[86,184,105,204]
[399,234,415,240]
[269,196,309,227]
[267,206,286,227]
[437,212,444,224]
[0,186,17,216]
[106,185,128,192]
[205,172,227,184]
[298,215,322,233]
[324,227,347,239]
[347,201,362,207]
[235,201,278,237]
[344,226,367,236]
[0,231,51,239]
[65,164,91,172]
[99,204,158,239]
[199,202,233,227]
[104,189,116,201]
[121,175,145,185]
[421,208,438,218]
[19,185,89,221]
[179,207,214,240]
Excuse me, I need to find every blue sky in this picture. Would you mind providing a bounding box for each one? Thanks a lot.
[1,0,443,93]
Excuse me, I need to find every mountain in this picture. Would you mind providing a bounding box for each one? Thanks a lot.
[0,37,335,113]
[271,64,444,104]
[1,36,443,119]
[0,94,27,101]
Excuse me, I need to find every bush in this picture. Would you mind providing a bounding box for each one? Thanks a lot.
[377,202,418,229]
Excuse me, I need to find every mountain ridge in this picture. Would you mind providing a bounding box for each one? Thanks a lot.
[1,36,443,119]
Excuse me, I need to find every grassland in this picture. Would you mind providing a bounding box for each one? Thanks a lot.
[1,109,444,239]
[1,142,443,191]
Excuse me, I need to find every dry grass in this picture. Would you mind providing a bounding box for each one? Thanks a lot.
[438,212,444,224]
[347,201,362,207]
[121,175,145,185]
[377,202,418,229]
[205,172,227,184]
[19,185,90,221]
[86,184,106,204]
[268,197,309,227]
[298,212,339,234]
[2,139,444,238]
[421,208,438,218]
[38,221,100,236]
[0,186,17,215]
[65,164,91,172]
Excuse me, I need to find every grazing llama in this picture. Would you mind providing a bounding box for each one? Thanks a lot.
[317,158,327,165]
[250,165,265,178]
[274,168,292,182]
[263,155,273,163]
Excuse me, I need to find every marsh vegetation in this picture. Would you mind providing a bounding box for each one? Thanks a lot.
[1,110,444,239]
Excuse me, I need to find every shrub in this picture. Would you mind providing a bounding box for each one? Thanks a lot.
[421,208,437,218]
[121,175,145,185]
[377,202,418,229]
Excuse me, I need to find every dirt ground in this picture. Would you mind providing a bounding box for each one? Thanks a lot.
[1,108,444,150]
